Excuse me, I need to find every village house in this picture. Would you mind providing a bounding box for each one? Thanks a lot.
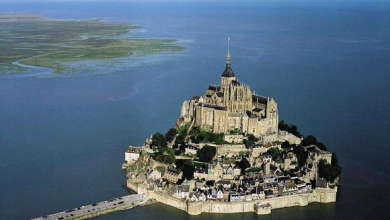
[229,191,245,202]
[185,145,199,155]
[278,182,298,196]
[251,144,267,158]
[125,146,140,163]
[262,174,276,183]
[194,166,208,180]
[164,168,183,183]
[146,169,162,180]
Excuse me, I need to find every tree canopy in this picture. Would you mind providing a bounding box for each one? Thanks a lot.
[278,120,302,138]
[152,132,167,148]
[318,159,342,183]
[293,145,306,167]
[243,134,259,149]
[197,145,216,162]
[165,128,177,143]
[238,157,250,175]
[301,135,327,151]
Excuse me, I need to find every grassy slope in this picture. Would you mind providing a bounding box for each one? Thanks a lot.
[0,14,183,73]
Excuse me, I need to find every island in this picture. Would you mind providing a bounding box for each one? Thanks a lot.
[123,40,342,215]
[0,13,183,74]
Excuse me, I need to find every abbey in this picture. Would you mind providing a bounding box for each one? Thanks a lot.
[180,43,278,136]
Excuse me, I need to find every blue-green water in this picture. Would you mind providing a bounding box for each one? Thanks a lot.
[1,1,390,220]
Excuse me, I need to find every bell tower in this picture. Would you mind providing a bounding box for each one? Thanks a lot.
[221,37,236,89]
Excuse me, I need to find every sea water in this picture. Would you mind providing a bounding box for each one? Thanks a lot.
[0,1,389,219]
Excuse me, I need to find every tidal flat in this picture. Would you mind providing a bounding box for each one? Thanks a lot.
[0,13,183,74]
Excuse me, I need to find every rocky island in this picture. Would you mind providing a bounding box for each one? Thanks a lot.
[123,40,342,215]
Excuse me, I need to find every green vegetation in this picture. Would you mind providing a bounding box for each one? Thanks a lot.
[267,147,282,162]
[197,145,216,162]
[318,154,342,183]
[152,132,167,148]
[301,135,327,151]
[246,167,262,173]
[206,180,215,187]
[243,134,259,149]
[153,151,175,164]
[156,166,166,176]
[281,141,293,149]
[165,128,177,143]
[0,13,183,74]
[182,163,195,180]
[175,124,188,145]
[279,120,303,138]
[175,159,194,181]
[293,145,307,167]
[190,127,224,145]
[128,154,151,175]
[238,157,250,175]
[230,128,241,135]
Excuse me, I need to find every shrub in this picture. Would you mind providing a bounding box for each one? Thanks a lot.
[197,145,216,162]
[152,132,167,148]
[278,120,302,138]
[165,128,177,143]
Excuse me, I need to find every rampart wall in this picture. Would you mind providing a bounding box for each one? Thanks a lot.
[146,187,337,215]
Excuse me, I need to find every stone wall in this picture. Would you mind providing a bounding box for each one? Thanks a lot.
[147,187,337,215]
[216,144,247,156]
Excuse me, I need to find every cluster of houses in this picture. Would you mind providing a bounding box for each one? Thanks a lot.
[143,171,313,202]
[125,134,334,203]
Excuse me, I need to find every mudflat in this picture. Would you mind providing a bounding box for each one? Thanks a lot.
[0,13,183,74]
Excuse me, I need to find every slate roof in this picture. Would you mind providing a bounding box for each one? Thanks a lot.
[221,63,235,77]
[191,95,200,101]
[231,80,241,86]
[252,95,268,105]
[208,85,221,91]
[199,103,227,111]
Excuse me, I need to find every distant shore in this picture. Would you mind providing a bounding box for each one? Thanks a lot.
[0,13,184,74]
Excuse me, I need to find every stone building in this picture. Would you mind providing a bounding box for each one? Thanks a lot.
[179,40,278,137]
[165,168,183,183]
[185,145,199,155]
[125,146,140,163]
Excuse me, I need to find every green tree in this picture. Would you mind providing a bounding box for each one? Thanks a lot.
[293,145,306,167]
[301,135,327,151]
[278,120,302,138]
[169,151,176,164]
[152,132,167,148]
[281,141,291,149]
[243,134,259,149]
[182,162,195,180]
[174,129,187,145]
[197,145,216,162]
[215,133,224,145]
[318,160,342,183]
[267,147,281,161]
[165,128,177,143]
[206,180,215,186]
[239,157,250,175]
[230,128,241,135]
[332,153,339,166]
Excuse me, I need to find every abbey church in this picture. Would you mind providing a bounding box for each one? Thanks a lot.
[180,40,279,136]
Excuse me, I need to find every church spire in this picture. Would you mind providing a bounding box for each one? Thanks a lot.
[226,37,231,65]
[221,37,235,78]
